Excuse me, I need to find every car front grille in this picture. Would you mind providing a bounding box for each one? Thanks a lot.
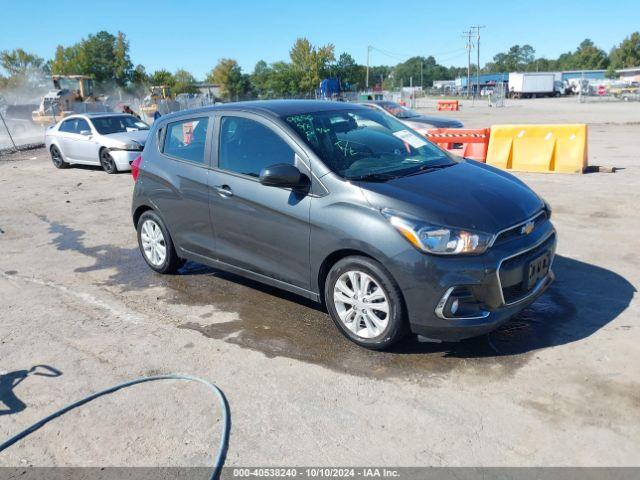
[493,210,548,246]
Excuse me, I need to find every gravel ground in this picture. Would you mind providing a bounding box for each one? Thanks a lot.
[0,98,638,468]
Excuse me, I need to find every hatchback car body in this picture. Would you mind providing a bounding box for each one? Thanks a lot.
[360,100,463,134]
[45,113,150,173]
[132,100,556,349]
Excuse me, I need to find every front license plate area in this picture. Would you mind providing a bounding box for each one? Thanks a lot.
[526,252,550,290]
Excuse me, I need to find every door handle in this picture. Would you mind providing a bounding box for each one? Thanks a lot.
[213,184,233,197]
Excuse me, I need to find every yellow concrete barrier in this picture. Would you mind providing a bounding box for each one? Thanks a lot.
[486,124,588,173]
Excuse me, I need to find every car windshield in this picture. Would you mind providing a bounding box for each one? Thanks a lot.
[283,108,456,180]
[381,103,420,119]
[91,115,149,135]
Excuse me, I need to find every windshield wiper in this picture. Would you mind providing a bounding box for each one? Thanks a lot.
[402,163,455,177]
[347,172,399,182]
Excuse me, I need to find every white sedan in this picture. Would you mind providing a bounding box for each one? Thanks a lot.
[45,113,150,173]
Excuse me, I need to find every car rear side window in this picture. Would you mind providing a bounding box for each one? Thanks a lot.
[163,117,209,164]
[218,116,294,177]
[75,118,90,133]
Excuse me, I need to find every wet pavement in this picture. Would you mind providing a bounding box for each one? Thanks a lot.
[34,213,625,383]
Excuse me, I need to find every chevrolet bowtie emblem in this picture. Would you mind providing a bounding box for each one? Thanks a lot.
[521,221,535,235]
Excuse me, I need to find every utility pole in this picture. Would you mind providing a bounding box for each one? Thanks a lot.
[471,25,485,99]
[420,61,423,88]
[463,30,473,98]
[366,45,372,90]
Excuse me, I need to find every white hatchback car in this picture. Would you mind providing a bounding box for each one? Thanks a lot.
[45,113,150,173]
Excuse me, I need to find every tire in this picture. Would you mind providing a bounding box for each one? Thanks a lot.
[50,145,69,169]
[136,210,183,274]
[100,149,118,174]
[324,256,408,350]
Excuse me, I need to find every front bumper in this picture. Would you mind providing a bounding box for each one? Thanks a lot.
[107,149,140,171]
[390,221,557,341]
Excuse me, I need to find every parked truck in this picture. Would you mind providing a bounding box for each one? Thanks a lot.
[508,72,560,98]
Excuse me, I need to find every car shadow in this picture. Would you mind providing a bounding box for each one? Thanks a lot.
[0,365,62,416]
[175,254,634,359]
[393,254,635,356]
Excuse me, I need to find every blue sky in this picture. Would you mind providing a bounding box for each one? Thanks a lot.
[1,0,638,79]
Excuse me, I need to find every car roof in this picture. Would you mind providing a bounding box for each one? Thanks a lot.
[159,100,369,122]
[363,100,397,106]
[84,112,135,118]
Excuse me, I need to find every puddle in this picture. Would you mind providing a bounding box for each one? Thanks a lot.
[39,216,635,381]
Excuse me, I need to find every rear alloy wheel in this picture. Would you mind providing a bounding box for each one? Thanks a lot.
[50,145,69,169]
[136,211,183,274]
[325,256,407,350]
[100,149,118,174]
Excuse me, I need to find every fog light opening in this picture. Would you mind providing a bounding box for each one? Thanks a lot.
[436,286,490,320]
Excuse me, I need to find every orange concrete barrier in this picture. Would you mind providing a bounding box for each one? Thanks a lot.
[437,100,459,111]
[425,128,490,162]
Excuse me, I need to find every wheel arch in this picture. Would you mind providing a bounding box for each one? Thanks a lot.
[132,204,154,228]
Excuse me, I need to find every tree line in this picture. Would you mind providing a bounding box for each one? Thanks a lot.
[485,33,640,76]
[1,31,639,101]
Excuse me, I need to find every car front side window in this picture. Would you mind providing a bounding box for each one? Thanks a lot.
[218,116,295,178]
[59,119,76,133]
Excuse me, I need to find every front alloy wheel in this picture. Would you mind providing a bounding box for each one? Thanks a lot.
[333,271,390,339]
[50,145,68,169]
[325,256,407,350]
[100,149,117,174]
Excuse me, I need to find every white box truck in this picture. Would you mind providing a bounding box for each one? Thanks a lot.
[508,72,559,98]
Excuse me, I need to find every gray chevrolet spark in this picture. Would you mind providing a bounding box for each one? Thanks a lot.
[131,100,556,350]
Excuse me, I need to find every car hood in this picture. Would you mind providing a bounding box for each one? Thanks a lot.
[103,130,149,146]
[357,161,543,234]
[402,116,463,129]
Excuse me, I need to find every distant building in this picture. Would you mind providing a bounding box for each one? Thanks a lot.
[455,73,509,94]
[560,70,606,82]
[617,67,640,82]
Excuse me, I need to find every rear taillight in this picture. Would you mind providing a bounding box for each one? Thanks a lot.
[131,155,142,182]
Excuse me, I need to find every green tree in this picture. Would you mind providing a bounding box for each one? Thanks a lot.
[266,61,300,97]
[51,44,86,75]
[573,39,609,69]
[113,31,133,86]
[334,53,366,90]
[609,32,640,69]
[251,60,271,97]
[289,37,335,94]
[172,69,198,94]
[82,31,118,82]
[487,45,536,72]
[0,48,44,76]
[149,69,174,86]
[49,30,134,85]
[131,64,148,85]
[206,58,248,100]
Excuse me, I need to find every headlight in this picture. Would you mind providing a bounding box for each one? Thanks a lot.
[381,208,494,255]
[120,141,143,151]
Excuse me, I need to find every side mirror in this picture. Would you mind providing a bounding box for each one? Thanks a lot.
[79,130,91,136]
[259,163,304,188]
